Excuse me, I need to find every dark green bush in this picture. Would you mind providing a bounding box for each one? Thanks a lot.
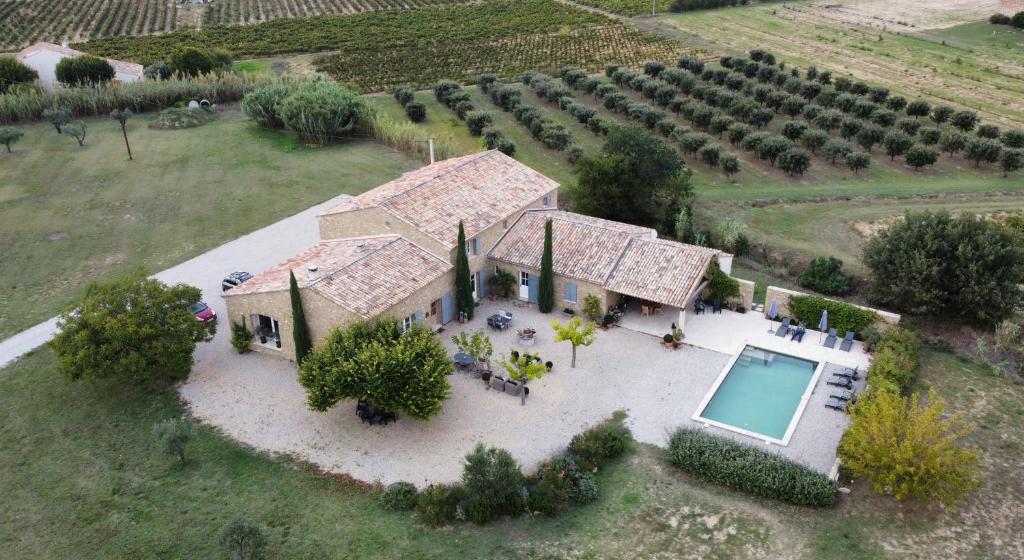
[527,468,570,516]
[465,111,492,136]
[788,295,878,336]
[0,56,39,94]
[666,427,837,506]
[380,481,418,511]
[404,101,426,123]
[415,483,465,526]
[866,327,921,393]
[241,83,293,129]
[462,444,526,524]
[569,415,631,470]
[55,55,115,86]
[798,256,853,296]
[393,86,415,107]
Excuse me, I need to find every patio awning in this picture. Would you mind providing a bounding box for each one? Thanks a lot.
[604,237,719,309]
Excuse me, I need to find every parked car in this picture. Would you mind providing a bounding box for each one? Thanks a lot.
[222,271,253,292]
[190,301,217,323]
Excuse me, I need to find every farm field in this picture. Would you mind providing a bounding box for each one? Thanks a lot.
[571,0,672,16]
[203,0,478,26]
[77,0,692,92]
[644,2,1024,127]
[2,345,1021,559]
[0,109,418,339]
[0,0,185,51]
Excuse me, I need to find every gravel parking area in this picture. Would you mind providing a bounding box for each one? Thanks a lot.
[181,300,858,485]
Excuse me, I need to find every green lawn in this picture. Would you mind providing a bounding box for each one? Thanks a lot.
[2,345,1021,558]
[0,111,418,338]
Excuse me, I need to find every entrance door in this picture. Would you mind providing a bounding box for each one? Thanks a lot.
[441,292,454,323]
[519,271,530,300]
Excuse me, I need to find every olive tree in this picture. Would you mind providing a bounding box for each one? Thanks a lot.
[0,127,23,153]
[43,107,71,133]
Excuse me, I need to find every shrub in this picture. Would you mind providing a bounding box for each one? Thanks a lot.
[990,13,1012,25]
[867,327,921,393]
[464,111,492,136]
[477,73,498,92]
[64,121,87,146]
[918,127,941,145]
[779,148,811,176]
[404,101,426,123]
[540,123,573,150]
[527,467,570,516]
[55,55,114,86]
[169,47,218,77]
[380,482,419,511]
[839,388,979,507]
[393,86,415,106]
[0,126,24,152]
[568,414,631,470]
[495,137,516,156]
[230,320,253,353]
[698,143,722,167]
[845,151,871,174]
[799,256,853,295]
[218,520,267,560]
[462,444,526,524]
[663,333,675,343]
[721,154,740,177]
[566,143,584,164]
[788,295,878,335]
[43,107,71,133]
[415,483,465,526]
[0,56,38,94]
[279,82,364,145]
[241,83,293,129]
[905,145,938,170]
[152,418,195,464]
[666,427,837,506]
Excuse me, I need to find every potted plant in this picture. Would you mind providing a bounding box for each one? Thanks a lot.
[481,370,492,388]
[663,333,674,348]
[274,333,282,348]
[545,360,553,371]
[451,329,494,367]
[672,328,683,349]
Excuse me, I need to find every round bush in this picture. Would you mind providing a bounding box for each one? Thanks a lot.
[279,82,364,145]
[380,482,419,511]
[241,83,293,129]
[404,101,426,123]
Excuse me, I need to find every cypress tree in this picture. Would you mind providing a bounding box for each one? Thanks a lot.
[538,218,554,313]
[455,221,475,320]
[289,270,312,364]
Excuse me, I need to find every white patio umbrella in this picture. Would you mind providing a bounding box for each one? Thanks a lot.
[766,298,778,333]
[818,309,829,343]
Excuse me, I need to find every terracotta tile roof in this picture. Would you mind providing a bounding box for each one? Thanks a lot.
[320,150,559,249]
[488,210,656,285]
[605,237,720,309]
[224,235,451,318]
[490,210,718,308]
[17,42,144,77]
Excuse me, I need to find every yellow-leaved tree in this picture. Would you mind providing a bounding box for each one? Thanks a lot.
[838,387,980,507]
[551,316,597,368]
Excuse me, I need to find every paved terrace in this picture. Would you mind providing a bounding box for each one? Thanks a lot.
[181,301,868,486]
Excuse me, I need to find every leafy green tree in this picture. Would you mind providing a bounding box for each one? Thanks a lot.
[918,127,941,146]
[455,221,474,320]
[950,110,979,133]
[43,107,71,133]
[1000,148,1023,177]
[450,329,493,363]
[856,124,885,153]
[218,519,268,560]
[721,154,740,178]
[778,148,811,176]
[800,129,830,154]
[0,56,38,93]
[64,121,87,146]
[279,82,364,145]
[706,262,740,302]
[754,135,791,167]
[905,145,938,170]
[299,317,452,419]
[1002,128,1024,149]
[839,388,980,507]
[845,151,871,174]
[551,317,596,368]
[939,131,967,156]
[143,61,172,80]
[905,99,931,118]
[799,256,852,295]
[538,219,554,313]
[0,127,24,153]
[289,270,312,364]
[170,47,215,77]
[152,418,196,464]
[882,130,913,160]
[863,211,1024,322]
[569,125,692,231]
[462,444,526,524]
[698,143,722,167]
[821,138,854,164]
[976,123,1001,139]
[930,105,955,125]
[964,137,1002,168]
[51,273,214,383]
[496,351,547,383]
[55,55,114,86]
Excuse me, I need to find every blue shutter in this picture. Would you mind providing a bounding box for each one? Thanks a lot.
[478,267,487,298]
[473,238,481,255]
[565,282,577,303]
[415,310,424,326]
[441,292,453,323]
[528,274,539,304]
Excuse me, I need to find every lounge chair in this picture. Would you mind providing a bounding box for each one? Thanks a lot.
[825,398,847,411]
[823,327,838,348]
[830,389,855,401]
[839,331,855,352]
[833,366,859,381]
[826,377,852,389]
[693,299,705,315]
[775,317,791,337]
[790,323,806,343]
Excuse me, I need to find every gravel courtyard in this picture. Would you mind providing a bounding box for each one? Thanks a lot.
[182,300,863,485]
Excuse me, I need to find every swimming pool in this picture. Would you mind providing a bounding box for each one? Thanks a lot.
[693,346,820,444]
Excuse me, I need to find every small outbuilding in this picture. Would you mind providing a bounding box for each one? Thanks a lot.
[15,42,144,90]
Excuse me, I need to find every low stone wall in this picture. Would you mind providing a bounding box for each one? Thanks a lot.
[736,278,755,311]
[764,286,901,330]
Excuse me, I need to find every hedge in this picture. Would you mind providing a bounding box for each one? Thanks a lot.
[666,427,837,506]
[787,295,878,336]
[866,327,920,393]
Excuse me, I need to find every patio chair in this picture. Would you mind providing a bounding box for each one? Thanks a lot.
[823,328,838,348]
[775,317,791,337]
[830,389,855,402]
[693,299,705,315]
[790,323,806,343]
[712,299,723,314]
[825,397,847,411]
[826,377,852,390]
[839,331,855,352]
[833,366,859,381]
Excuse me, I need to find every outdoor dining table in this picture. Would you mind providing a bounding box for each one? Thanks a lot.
[453,352,476,368]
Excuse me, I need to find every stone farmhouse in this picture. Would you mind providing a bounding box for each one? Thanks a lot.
[224,150,738,360]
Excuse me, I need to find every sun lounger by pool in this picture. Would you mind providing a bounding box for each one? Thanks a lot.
[823,327,838,348]
[830,389,855,401]
[825,397,847,411]
[839,331,855,352]
[775,317,791,337]
[833,366,859,381]
[826,377,852,390]
[790,323,806,343]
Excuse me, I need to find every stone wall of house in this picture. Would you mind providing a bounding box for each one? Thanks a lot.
[317,207,448,257]
[764,285,901,330]
[487,260,612,316]
[222,289,298,360]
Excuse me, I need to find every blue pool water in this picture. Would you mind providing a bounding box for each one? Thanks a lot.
[698,346,818,441]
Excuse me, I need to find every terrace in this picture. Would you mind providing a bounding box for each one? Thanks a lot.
[181,300,868,485]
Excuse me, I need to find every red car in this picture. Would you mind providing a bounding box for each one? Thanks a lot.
[190,301,217,324]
